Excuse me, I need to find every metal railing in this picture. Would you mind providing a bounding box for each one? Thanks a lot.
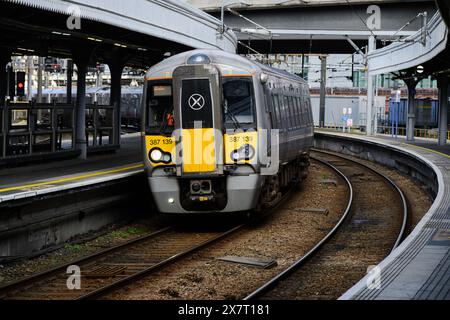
[316,124,450,140]
[377,126,446,139]
[315,125,362,134]
[86,103,116,149]
[1,101,75,160]
[1,101,118,161]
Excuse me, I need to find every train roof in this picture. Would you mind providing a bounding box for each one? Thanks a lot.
[147,49,306,84]
[251,60,305,83]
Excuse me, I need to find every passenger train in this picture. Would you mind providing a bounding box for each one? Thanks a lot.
[142,50,314,214]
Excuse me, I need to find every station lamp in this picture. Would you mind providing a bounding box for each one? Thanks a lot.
[416,65,424,74]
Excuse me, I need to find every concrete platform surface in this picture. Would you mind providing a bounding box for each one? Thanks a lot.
[317,131,450,300]
[375,134,450,158]
[0,134,143,203]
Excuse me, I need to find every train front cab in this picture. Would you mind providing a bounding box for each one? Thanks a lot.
[143,58,264,214]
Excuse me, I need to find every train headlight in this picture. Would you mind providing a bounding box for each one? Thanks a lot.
[163,153,172,163]
[231,144,255,162]
[187,53,211,65]
[231,151,241,162]
[150,149,163,162]
[150,148,172,164]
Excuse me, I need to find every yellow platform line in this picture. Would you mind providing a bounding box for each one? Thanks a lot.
[403,143,450,160]
[0,163,144,194]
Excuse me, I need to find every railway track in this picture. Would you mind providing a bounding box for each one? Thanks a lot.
[245,149,408,300]
[0,150,407,300]
[0,177,294,300]
[0,224,244,300]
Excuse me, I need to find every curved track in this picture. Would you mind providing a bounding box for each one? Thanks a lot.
[245,149,409,300]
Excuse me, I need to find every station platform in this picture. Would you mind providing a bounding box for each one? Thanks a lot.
[0,133,144,204]
[315,130,450,300]
[375,135,450,158]
[319,130,450,157]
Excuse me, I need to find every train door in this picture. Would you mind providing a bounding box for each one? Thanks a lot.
[172,65,223,176]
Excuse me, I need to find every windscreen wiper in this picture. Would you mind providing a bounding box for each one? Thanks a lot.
[226,111,241,130]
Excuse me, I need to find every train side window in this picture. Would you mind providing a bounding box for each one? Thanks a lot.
[272,94,280,129]
[307,98,313,125]
[288,96,295,130]
[276,94,283,130]
[290,96,297,129]
[304,97,310,126]
[303,85,312,126]
[270,94,278,129]
[297,96,304,126]
[292,97,298,128]
[303,97,309,126]
[295,96,302,128]
[284,96,292,131]
[294,97,302,128]
[278,95,283,129]
[298,97,304,127]
[285,96,290,129]
[288,96,296,129]
[284,96,291,130]
[302,96,309,126]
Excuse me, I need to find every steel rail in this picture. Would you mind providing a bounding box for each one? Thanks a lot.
[0,227,173,298]
[245,149,409,300]
[0,178,293,300]
[311,149,409,252]
[244,155,354,300]
[79,181,297,300]
[1,150,407,301]
[76,224,245,300]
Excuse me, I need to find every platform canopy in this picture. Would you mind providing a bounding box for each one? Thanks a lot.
[367,11,448,76]
[187,0,427,10]
[435,0,450,27]
[0,0,237,67]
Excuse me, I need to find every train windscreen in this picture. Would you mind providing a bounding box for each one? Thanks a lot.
[146,83,174,134]
[222,77,255,129]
